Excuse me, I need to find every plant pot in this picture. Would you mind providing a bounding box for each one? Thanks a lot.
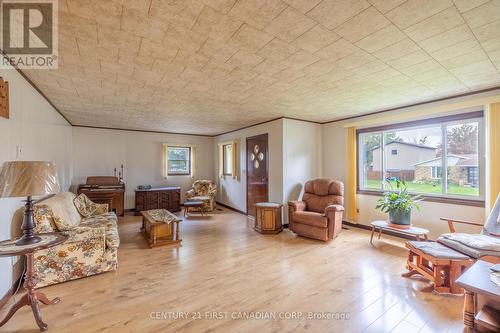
[388,209,411,229]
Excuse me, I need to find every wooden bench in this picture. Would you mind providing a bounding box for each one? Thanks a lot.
[403,241,473,294]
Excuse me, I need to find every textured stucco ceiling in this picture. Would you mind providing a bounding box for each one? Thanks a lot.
[19,0,500,135]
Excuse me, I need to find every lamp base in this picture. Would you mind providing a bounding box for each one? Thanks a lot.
[15,235,42,246]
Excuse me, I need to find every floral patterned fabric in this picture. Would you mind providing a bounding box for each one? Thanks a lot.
[81,214,120,249]
[34,205,57,233]
[73,193,109,218]
[33,192,119,288]
[186,180,217,212]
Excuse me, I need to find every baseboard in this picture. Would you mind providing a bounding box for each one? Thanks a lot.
[342,221,420,241]
[216,202,247,215]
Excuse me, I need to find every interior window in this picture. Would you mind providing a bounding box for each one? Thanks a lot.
[167,146,191,175]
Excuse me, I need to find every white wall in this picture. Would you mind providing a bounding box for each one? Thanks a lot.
[282,119,322,222]
[0,67,72,297]
[72,127,214,208]
[214,119,283,213]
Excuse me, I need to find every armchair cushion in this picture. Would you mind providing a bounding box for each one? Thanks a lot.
[324,204,345,213]
[302,178,344,213]
[438,236,500,259]
[288,200,306,212]
[439,233,500,252]
[292,211,328,228]
[186,180,217,212]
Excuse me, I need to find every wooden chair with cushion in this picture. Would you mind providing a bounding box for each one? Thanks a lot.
[288,178,344,242]
[437,193,500,264]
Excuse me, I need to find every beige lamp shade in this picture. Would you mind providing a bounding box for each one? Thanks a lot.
[0,161,60,197]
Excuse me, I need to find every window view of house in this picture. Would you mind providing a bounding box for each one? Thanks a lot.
[358,116,482,198]
[167,146,191,175]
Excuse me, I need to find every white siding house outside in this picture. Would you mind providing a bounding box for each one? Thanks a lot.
[372,141,437,172]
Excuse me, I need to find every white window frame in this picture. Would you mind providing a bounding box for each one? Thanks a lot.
[357,111,484,203]
[167,146,191,176]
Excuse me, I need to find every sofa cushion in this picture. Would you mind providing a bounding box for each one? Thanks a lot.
[81,212,120,248]
[42,192,81,228]
[293,211,328,228]
[33,204,57,233]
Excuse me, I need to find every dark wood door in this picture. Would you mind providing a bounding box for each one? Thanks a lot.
[246,134,269,217]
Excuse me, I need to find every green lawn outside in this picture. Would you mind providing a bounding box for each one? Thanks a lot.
[364,180,479,196]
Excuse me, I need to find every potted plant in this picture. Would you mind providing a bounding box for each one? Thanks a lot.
[375,180,422,229]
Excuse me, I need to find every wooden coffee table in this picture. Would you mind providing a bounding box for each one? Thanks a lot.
[141,209,181,248]
[370,220,429,245]
[184,200,205,217]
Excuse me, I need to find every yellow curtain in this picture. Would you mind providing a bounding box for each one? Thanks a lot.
[162,144,169,179]
[232,141,239,180]
[190,145,196,179]
[489,103,500,211]
[218,144,224,178]
[346,127,357,222]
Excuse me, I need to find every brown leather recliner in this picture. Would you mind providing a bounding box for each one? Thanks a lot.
[288,178,345,242]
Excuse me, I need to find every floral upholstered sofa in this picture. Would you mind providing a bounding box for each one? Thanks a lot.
[32,192,119,287]
[186,180,217,212]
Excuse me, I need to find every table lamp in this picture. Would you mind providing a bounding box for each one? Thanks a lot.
[0,161,60,245]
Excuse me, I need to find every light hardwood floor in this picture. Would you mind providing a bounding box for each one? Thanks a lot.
[1,208,465,333]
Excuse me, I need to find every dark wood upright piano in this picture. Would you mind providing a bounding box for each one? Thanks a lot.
[78,176,125,216]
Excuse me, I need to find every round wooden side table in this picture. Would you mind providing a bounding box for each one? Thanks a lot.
[0,233,67,332]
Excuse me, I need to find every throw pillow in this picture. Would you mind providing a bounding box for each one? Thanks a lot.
[53,216,75,231]
[73,193,96,218]
[33,205,56,234]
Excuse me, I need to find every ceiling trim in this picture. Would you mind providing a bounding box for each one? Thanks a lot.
[0,50,73,126]
[73,125,214,138]
[214,116,322,137]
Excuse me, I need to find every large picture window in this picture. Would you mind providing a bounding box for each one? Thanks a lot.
[167,146,191,175]
[357,112,484,202]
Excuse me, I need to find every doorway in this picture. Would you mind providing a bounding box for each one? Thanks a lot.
[246,134,269,217]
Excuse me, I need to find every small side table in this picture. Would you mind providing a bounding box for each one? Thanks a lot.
[455,260,500,332]
[254,202,283,234]
[370,220,429,245]
[0,233,67,332]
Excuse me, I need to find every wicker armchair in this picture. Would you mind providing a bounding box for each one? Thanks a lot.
[186,180,217,212]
